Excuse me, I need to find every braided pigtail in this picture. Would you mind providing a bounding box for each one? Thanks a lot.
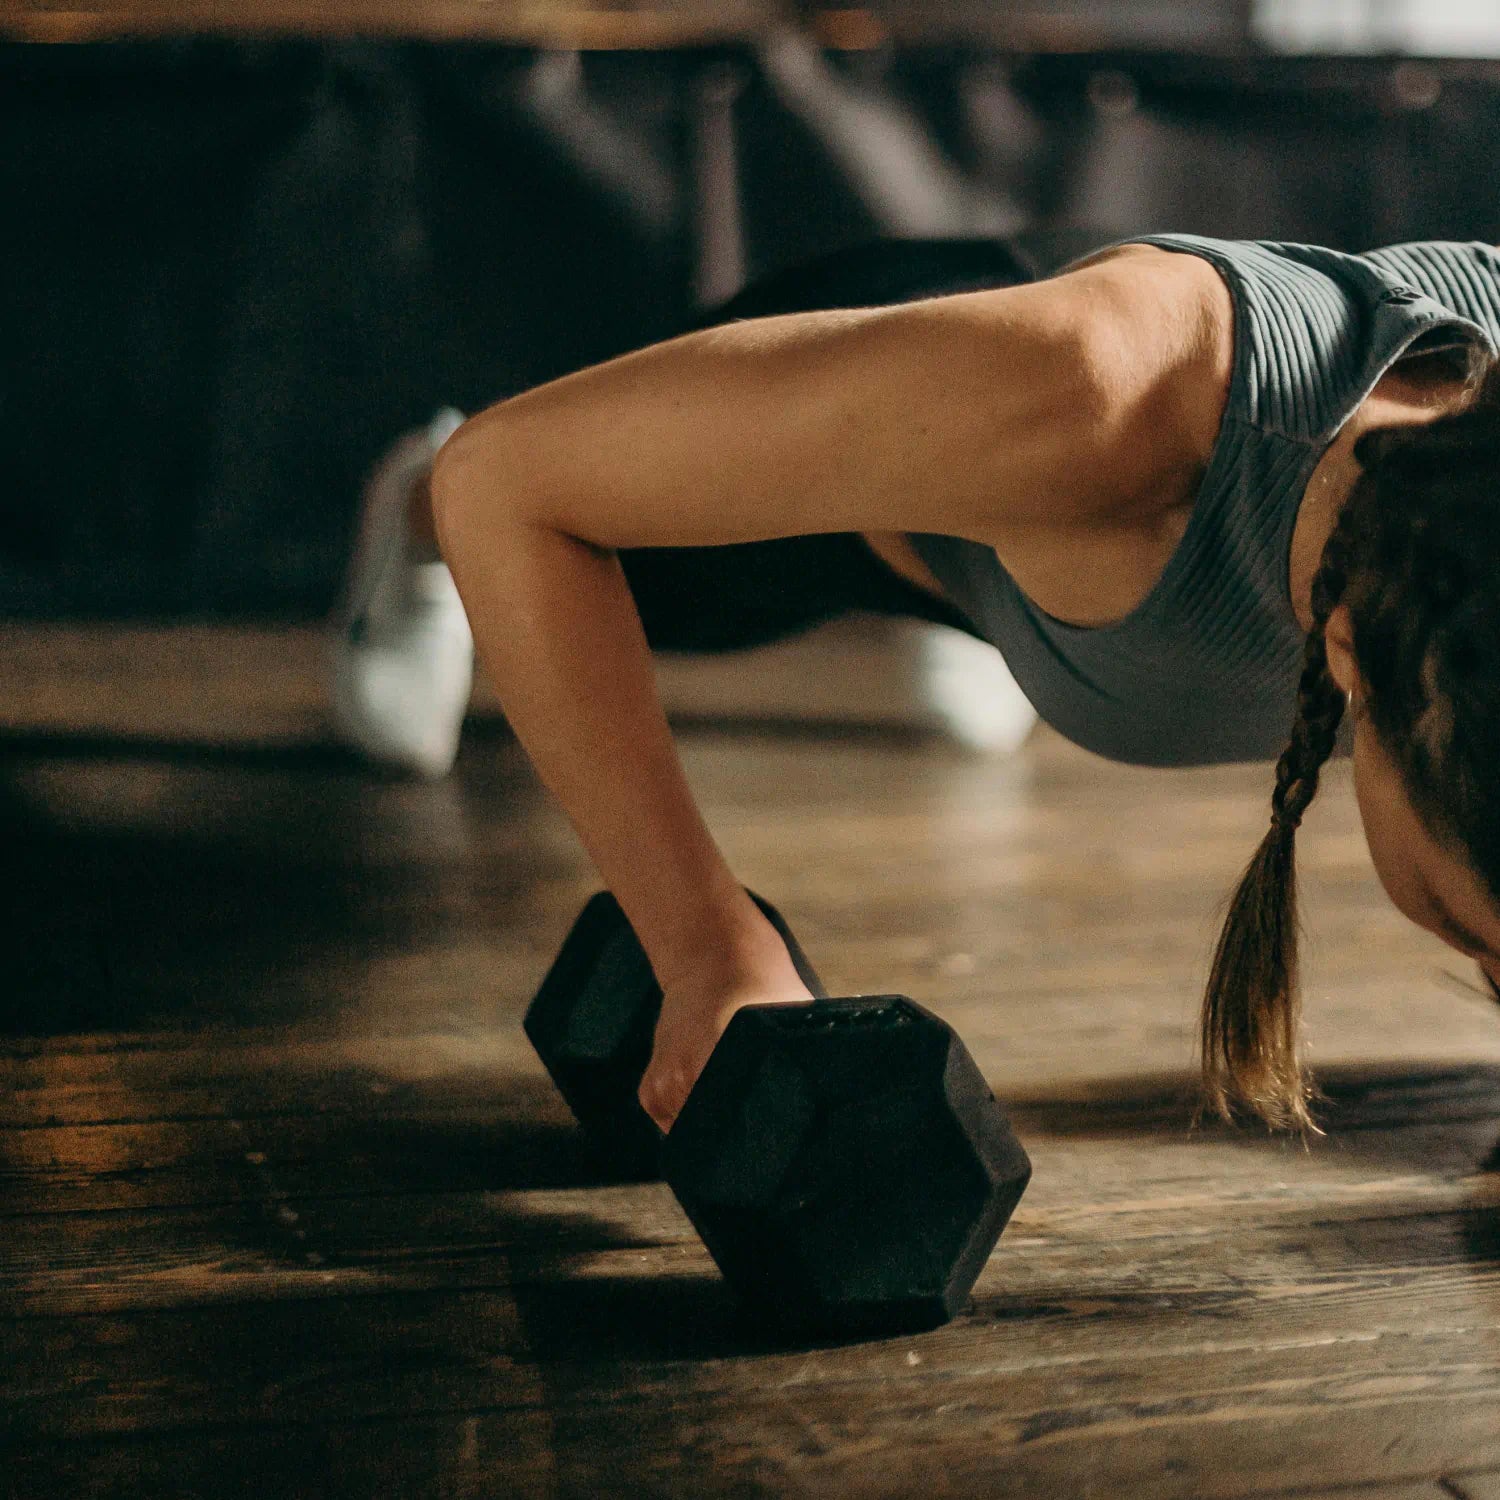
[1199,516,1357,1132]
[1201,356,1500,1130]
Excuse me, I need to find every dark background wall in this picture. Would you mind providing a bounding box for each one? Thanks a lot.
[5,39,1500,618]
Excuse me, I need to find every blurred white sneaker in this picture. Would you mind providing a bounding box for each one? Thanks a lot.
[650,616,1037,753]
[915,623,1037,753]
[329,408,473,779]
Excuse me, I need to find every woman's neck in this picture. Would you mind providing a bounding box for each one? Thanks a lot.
[1288,360,1470,634]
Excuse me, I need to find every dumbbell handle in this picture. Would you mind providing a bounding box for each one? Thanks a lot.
[649,888,828,1145]
[525,886,828,1178]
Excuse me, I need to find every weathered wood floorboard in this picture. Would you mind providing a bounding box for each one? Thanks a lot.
[3,625,1498,1498]
[1449,1473,1500,1500]
[1273,1486,1456,1500]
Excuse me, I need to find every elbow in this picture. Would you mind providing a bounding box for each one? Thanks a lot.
[429,412,535,563]
[428,415,486,559]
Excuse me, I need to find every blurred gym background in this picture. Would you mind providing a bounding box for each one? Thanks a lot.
[4,0,1500,620]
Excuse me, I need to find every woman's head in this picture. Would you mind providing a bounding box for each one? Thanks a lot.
[1330,641,1500,994]
[1203,354,1500,1132]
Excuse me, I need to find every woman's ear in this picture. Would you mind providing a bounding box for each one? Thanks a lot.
[1323,603,1361,704]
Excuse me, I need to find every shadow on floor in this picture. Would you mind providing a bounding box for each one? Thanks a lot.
[0,712,527,777]
[1007,1062,1500,1154]
[0,747,553,1037]
[0,727,367,773]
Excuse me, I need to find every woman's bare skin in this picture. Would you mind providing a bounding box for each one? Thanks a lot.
[427,241,1484,1132]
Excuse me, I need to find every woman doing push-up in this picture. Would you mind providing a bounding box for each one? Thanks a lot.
[388,233,1500,1135]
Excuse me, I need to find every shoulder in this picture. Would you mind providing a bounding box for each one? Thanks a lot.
[1046,241,1234,386]
[1016,242,1235,519]
[1089,236,1430,439]
[1030,238,1233,345]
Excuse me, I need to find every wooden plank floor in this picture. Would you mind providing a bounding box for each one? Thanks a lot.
[3,624,1499,1500]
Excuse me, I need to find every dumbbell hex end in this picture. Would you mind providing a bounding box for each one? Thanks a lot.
[661,995,1031,1338]
[523,891,664,1179]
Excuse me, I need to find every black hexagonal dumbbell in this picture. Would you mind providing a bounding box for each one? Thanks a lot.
[524,890,1032,1338]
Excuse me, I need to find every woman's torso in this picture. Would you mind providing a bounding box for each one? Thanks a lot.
[858,360,1461,633]
[873,234,1500,765]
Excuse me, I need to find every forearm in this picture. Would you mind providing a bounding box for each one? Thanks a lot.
[432,452,785,991]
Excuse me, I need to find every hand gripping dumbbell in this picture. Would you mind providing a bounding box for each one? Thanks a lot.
[524,889,1032,1338]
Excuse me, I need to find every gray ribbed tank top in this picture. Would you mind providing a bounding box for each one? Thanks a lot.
[908,234,1500,766]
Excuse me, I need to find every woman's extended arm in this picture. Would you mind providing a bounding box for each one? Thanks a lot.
[430,246,1229,1126]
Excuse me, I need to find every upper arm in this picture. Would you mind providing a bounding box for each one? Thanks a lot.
[432,246,1232,554]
